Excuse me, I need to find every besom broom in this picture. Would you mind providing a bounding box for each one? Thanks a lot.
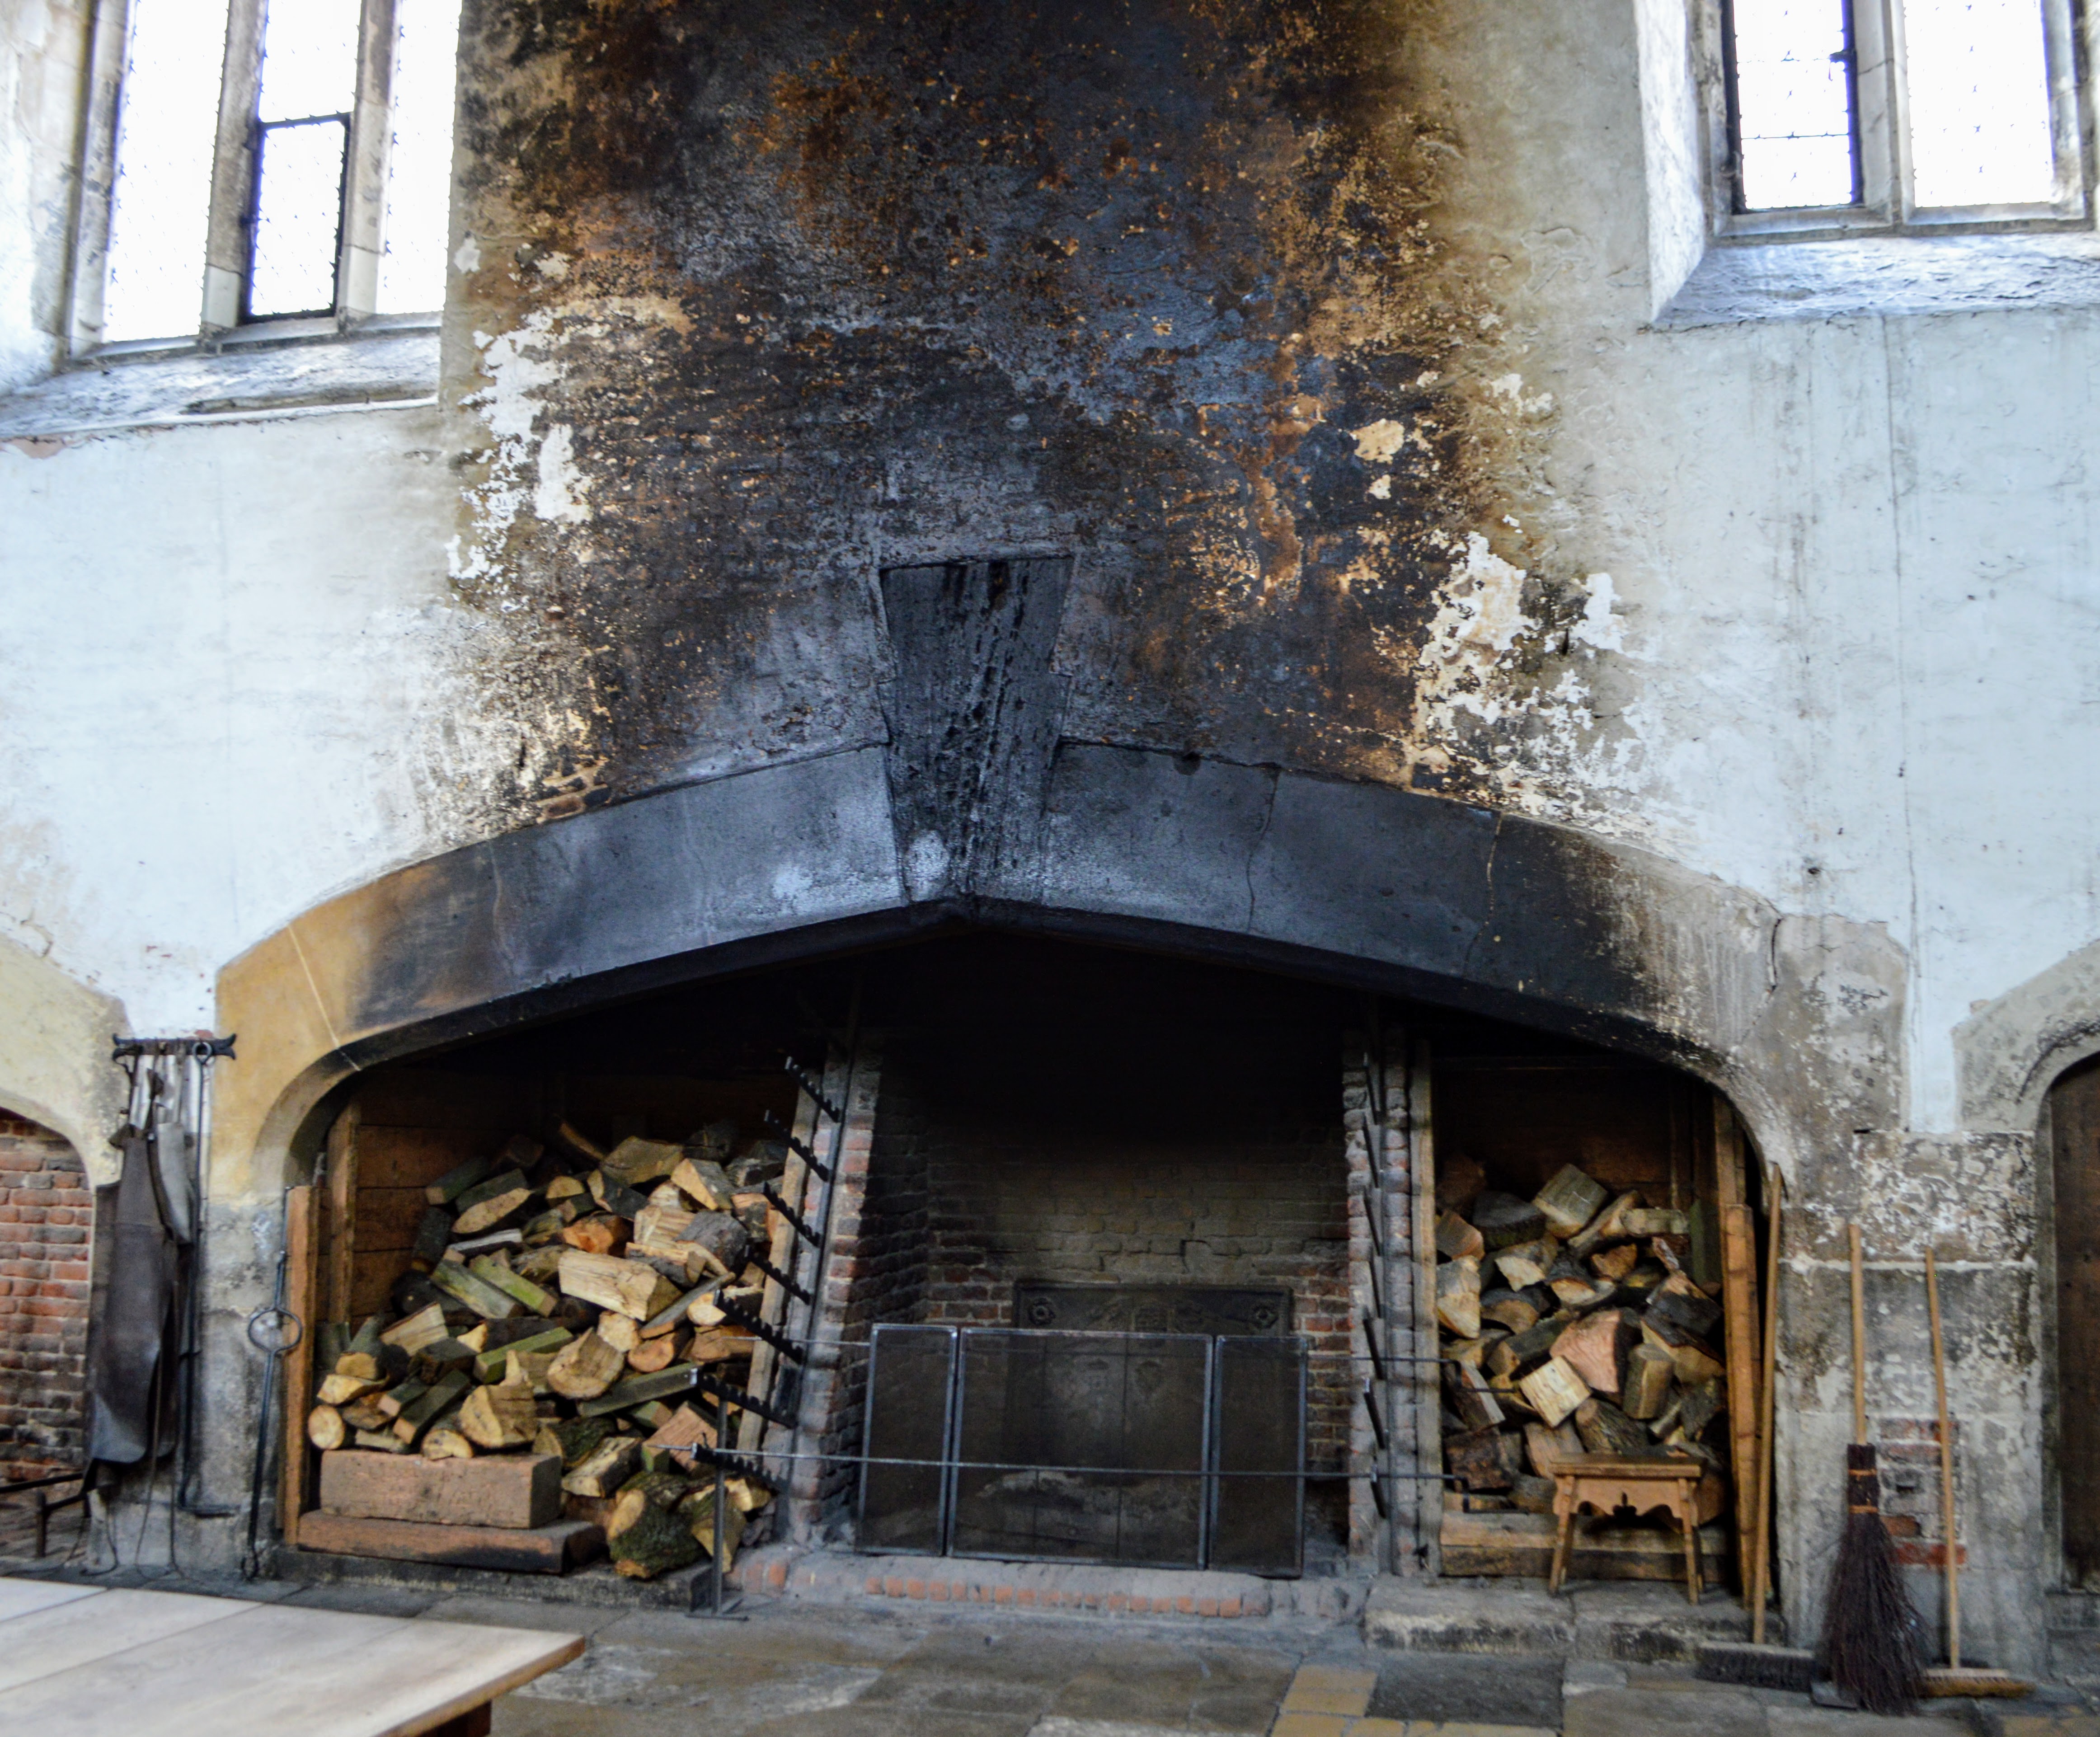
[1816,1223,1925,1714]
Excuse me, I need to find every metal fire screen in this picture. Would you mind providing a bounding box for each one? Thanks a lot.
[858,1324,1306,1575]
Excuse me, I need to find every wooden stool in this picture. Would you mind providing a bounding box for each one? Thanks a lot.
[1549,1455,1705,1603]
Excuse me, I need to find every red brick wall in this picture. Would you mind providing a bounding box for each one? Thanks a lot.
[0,1114,92,1481]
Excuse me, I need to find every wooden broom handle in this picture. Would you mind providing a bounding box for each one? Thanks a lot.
[1927,1246,1959,1667]
[1848,1223,1868,1444]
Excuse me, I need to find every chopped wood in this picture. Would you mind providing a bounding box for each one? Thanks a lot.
[645,1403,717,1469]
[588,1170,649,1219]
[578,1366,704,1418]
[1511,1474,1557,1515]
[1572,1396,1654,1458]
[724,1476,771,1516]
[677,1211,751,1281]
[627,1331,686,1373]
[1648,1234,1689,1274]
[1435,1256,1482,1338]
[1435,1211,1485,1262]
[425,1154,494,1206]
[340,1398,390,1432]
[546,1331,628,1400]
[603,1137,685,1186]
[1624,1344,1676,1419]
[611,1498,701,1579]
[1621,1207,1687,1237]
[454,1182,534,1239]
[1647,1278,1721,1340]
[1525,1418,1583,1477]
[685,1326,756,1363]
[428,1258,521,1320]
[392,1370,472,1446]
[411,1208,453,1269]
[422,1427,476,1460]
[555,1121,607,1164]
[456,1324,490,1352]
[1485,1315,1565,1380]
[545,1174,587,1202]
[539,1416,612,1469]
[460,1381,541,1450]
[1677,1378,1723,1440]
[354,1429,413,1453]
[558,1249,682,1320]
[1445,1425,1516,1492]
[1518,1356,1589,1427]
[597,1312,642,1354]
[561,1435,642,1499]
[683,1486,749,1568]
[307,1404,347,1451]
[334,1350,381,1380]
[381,1302,449,1354]
[1473,1191,1548,1250]
[1590,1243,1639,1283]
[1661,1332,1725,1386]
[1444,1359,1505,1432]
[1534,1165,1609,1239]
[469,1255,557,1316]
[474,1325,573,1383]
[1549,1274,1617,1311]
[646,1280,717,1338]
[316,1371,385,1406]
[1554,1309,1632,1395]
[1568,1189,1642,1256]
[1479,1290,1540,1334]
[517,1244,566,1285]
[447,1227,526,1259]
[508,1348,563,1394]
[687,1293,727,1329]
[1493,1238,1557,1291]
[521,1203,580,1244]
[670,1156,735,1212]
[631,1200,698,1267]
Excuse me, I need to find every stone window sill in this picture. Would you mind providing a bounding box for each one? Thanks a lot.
[1654,231,2100,329]
[0,318,440,441]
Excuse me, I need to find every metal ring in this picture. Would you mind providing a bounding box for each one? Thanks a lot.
[246,1305,304,1355]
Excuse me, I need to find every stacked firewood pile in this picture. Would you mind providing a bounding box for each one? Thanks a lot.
[306,1121,786,1577]
[1433,1164,1728,1513]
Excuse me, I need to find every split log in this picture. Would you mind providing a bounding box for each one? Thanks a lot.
[578,1366,704,1419]
[588,1171,649,1220]
[562,1435,642,1499]
[1473,1191,1548,1250]
[1518,1356,1589,1427]
[631,1200,698,1266]
[422,1428,476,1460]
[611,1499,700,1579]
[1443,1360,1505,1432]
[507,1348,563,1395]
[452,1169,534,1237]
[447,1228,525,1260]
[558,1250,682,1320]
[354,1429,413,1453]
[1623,1345,1675,1419]
[339,1399,390,1432]
[1677,1377,1723,1440]
[545,1174,587,1202]
[677,1211,751,1281]
[671,1157,735,1213]
[426,1154,494,1206]
[392,1370,472,1446]
[1554,1309,1631,1395]
[460,1381,540,1450]
[1524,1419,1583,1477]
[1485,1315,1566,1380]
[645,1403,717,1469]
[1647,1234,1689,1275]
[517,1244,566,1286]
[470,1256,557,1316]
[1493,1239,1558,1291]
[554,1121,607,1165]
[1568,1189,1642,1257]
[538,1416,611,1469]
[1590,1243,1639,1283]
[682,1487,749,1567]
[1511,1474,1558,1515]
[685,1326,756,1363]
[1646,1276,1721,1339]
[546,1331,628,1401]
[521,1203,581,1244]
[1621,1207,1687,1238]
[627,1330,687,1373]
[724,1476,771,1516]
[650,1281,719,1338]
[1533,1165,1608,1239]
[1618,1258,1668,1296]
[1479,1290,1540,1334]
[1658,1333,1725,1385]
[428,1258,521,1321]
[381,1302,449,1354]
[1572,1396,1653,1458]
[1444,1425,1516,1492]
[602,1137,684,1187]
[1549,1274,1617,1312]
[1435,1211,1485,1262]
[474,1326,573,1383]
[334,1350,381,1381]
[316,1372,385,1406]
[1435,1256,1482,1339]
[411,1208,454,1270]
[307,1404,347,1451]
[597,1313,642,1355]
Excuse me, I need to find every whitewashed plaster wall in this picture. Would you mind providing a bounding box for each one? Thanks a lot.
[0,0,89,392]
[0,0,2095,1140]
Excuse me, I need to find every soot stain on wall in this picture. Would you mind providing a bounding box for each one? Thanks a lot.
[444,0,1607,828]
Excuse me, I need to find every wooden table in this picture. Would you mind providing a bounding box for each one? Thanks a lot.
[1547,1455,1706,1603]
[0,1576,584,1736]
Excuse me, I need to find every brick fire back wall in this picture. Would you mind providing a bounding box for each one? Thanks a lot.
[0,1114,91,1482]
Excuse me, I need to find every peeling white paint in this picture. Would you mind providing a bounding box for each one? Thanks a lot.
[1350,418,1408,464]
[534,423,590,522]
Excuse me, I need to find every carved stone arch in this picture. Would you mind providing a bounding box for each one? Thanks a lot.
[0,933,127,1180]
[1956,932,2100,1134]
[213,739,1904,1201]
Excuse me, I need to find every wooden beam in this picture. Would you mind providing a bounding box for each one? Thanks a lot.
[1410,1036,1442,1578]
[323,1101,360,1327]
[279,1183,319,1549]
[1721,1199,1761,1604]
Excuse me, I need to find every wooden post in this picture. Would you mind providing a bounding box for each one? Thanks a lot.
[323,1102,360,1326]
[1714,1096,1760,1601]
[279,1183,320,1548]
[1410,1037,1442,1577]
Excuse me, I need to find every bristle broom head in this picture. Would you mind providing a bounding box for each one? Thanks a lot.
[1696,1642,1817,1690]
[1818,1445,1927,1715]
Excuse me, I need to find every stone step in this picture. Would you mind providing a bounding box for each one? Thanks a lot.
[1363,1580,1761,1664]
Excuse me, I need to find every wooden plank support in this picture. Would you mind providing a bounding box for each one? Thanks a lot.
[278,1184,320,1549]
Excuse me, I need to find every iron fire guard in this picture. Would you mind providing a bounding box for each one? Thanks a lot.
[858,1325,1306,1576]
